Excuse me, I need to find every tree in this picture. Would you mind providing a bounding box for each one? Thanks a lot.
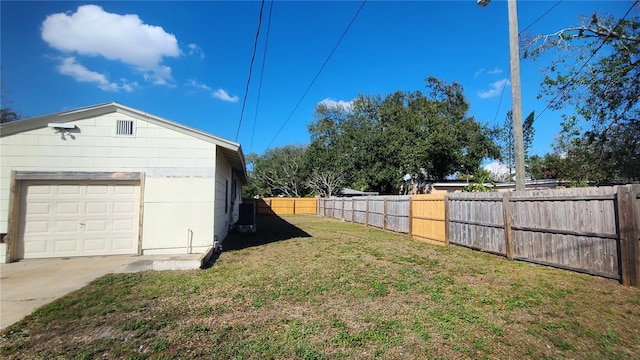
[1,75,20,123]
[306,169,344,197]
[242,153,268,198]
[1,108,19,123]
[528,153,564,180]
[251,145,309,197]
[307,77,500,193]
[524,12,640,182]
[498,110,535,180]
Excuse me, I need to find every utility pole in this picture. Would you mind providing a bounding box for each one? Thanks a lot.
[507,0,526,191]
[478,0,526,191]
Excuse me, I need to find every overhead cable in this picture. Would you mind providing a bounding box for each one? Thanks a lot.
[236,0,266,142]
[249,0,275,153]
[264,0,367,151]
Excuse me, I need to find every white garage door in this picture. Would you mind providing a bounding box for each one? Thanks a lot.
[18,181,140,259]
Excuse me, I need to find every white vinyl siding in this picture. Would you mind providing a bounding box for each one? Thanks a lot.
[0,113,217,235]
[1,107,244,261]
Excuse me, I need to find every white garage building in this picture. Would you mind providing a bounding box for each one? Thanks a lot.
[0,102,247,263]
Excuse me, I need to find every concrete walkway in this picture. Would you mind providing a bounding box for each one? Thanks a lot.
[0,254,204,330]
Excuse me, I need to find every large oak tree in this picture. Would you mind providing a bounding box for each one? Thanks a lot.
[307,78,499,193]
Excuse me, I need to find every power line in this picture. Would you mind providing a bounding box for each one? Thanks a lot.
[534,0,639,122]
[235,0,265,142]
[249,0,274,153]
[492,0,562,125]
[492,66,511,124]
[264,0,367,151]
[518,0,563,35]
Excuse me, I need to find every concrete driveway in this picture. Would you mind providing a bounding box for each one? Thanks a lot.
[0,254,203,330]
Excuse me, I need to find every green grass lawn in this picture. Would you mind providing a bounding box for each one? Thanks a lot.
[2,215,639,359]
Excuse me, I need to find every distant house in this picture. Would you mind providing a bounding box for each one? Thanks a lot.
[338,188,379,197]
[0,102,246,263]
[429,179,565,194]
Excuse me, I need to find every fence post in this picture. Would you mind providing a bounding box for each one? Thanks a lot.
[408,196,413,237]
[632,185,640,288]
[383,198,388,230]
[293,198,296,215]
[341,198,345,220]
[365,197,369,227]
[351,199,355,223]
[444,195,450,246]
[502,192,514,260]
[617,185,639,287]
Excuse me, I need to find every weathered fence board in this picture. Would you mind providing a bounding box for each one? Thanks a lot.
[448,192,506,255]
[367,197,385,228]
[353,198,367,224]
[334,199,343,220]
[510,187,619,279]
[385,196,411,233]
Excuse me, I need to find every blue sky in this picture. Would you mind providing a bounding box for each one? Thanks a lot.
[1,0,634,161]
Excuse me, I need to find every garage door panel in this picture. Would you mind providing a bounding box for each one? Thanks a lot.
[86,202,108,214]
[114,202,135,214]
[85,219,107,232]
[86,185,109,195]
[57,185,81,195]
[19,180,139,259]
[57,202,81,214]
[55,220,79,232]
[23,220,49,233]
[25,203,51,215]
[53,238,78,252]
[113,219,135,231]
[23,238,48,254]
[112,237,134,250]
[84,238,107,251]
[27,185,52,195]
[114,185,136,196]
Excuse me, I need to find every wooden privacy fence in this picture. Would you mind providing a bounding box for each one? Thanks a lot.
[244,197,317,215]
[448,185,639,286]
[316,185,640,287]
[317,194,447,246]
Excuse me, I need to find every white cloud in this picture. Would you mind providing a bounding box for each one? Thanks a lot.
[484,161,512,182]
[57,56,134,92]
[318,98,353,111]
[187,43,205,59]
[478,78,510,99]
[186,79,212,91]
[213,88,239,103]
[475,67,503,78]
[188,81,238,103]
[41,5,180,85]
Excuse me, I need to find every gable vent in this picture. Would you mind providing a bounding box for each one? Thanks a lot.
[116,120,134,136]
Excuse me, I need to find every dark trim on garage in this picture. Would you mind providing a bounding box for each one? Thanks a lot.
[137,173,146,255]
[15,171,143,181]
[7,171,20,263]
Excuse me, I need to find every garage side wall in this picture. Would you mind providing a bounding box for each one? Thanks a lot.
[0,112,218,260]
[214,150,239,245]
[142,177,216,254]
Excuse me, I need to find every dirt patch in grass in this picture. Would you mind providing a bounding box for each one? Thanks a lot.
[2,215,639,359]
